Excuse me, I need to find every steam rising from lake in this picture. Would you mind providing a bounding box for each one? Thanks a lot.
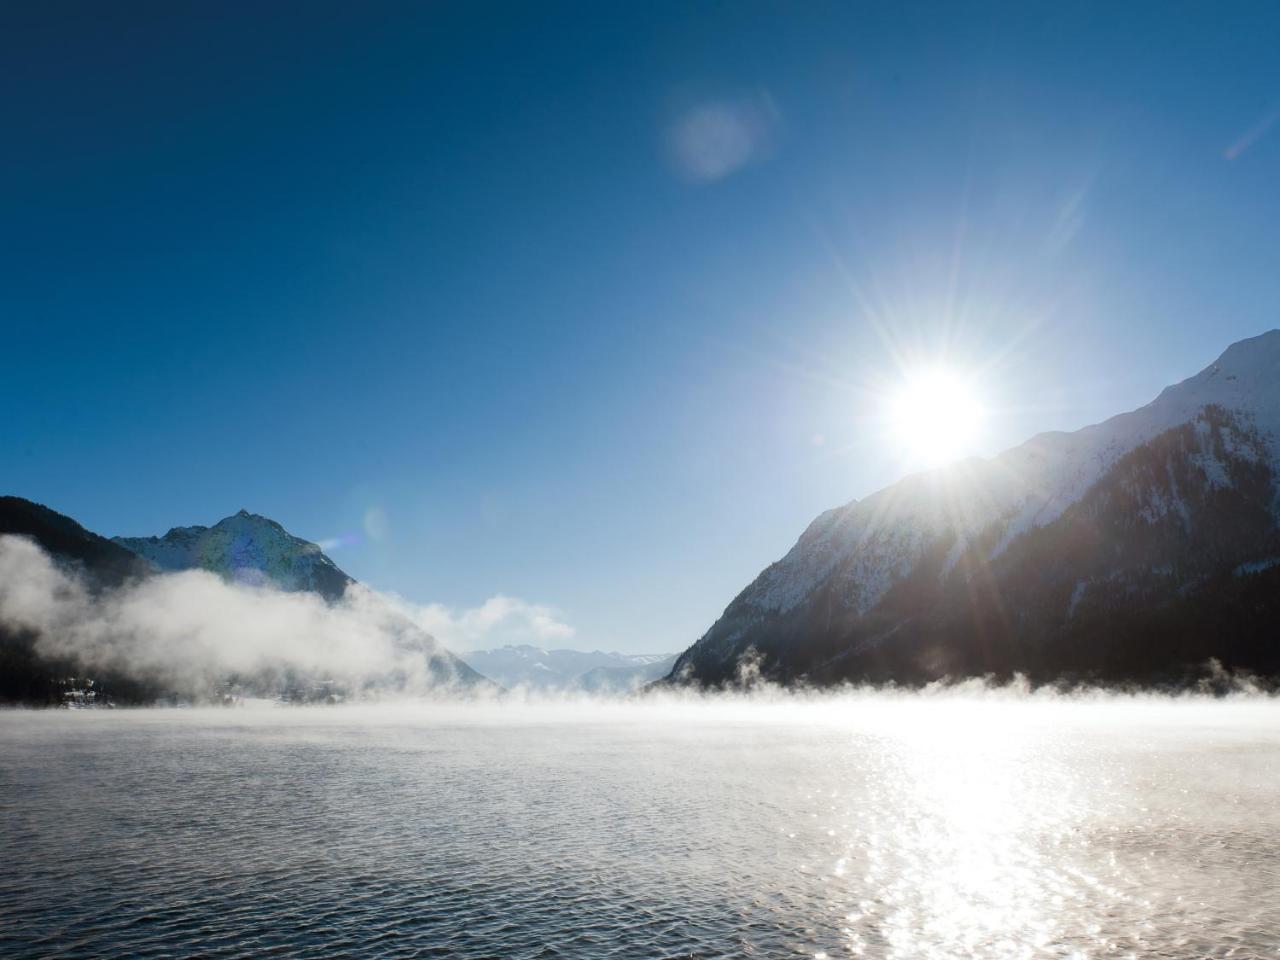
[1,532,1272,702]
[0,534,483,694]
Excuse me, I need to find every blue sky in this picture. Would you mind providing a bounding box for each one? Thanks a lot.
[4,2,1279,652]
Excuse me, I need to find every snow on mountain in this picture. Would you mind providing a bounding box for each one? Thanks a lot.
[465,644,677,693]
[670,330,1280,685]
[114,509,353,600]
[759,332,1280,618]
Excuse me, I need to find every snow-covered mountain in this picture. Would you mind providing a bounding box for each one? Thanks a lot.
[114,510,353,601]
[668,330,1280,687]
[466,644,677,693]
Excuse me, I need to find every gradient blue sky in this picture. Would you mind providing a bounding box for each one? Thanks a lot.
[4,2,1279,652]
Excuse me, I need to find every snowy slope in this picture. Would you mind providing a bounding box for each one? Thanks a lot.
[114,510,353,600]
[670,330,1280,685]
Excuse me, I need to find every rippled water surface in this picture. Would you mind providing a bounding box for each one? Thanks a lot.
[2,697,1279,958]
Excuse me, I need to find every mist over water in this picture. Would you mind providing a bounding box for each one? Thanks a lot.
[0,536,495,696]
[4,694,1279,959]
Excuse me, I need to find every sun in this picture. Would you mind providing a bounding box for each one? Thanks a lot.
[885,365,986,465]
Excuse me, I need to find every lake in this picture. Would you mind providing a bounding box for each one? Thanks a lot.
[2,694,1278,958]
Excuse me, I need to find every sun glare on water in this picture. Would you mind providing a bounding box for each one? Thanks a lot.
[885,365,986,465]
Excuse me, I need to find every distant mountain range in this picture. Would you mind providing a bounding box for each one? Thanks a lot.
[465,645,677,693]
[667,331,1280,688]
[0,500,490,703]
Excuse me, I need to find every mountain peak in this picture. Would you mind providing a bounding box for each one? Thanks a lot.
[113,510,354,600]
[224,508,274,526]
[1198,329,1280,388]
[1215,328,1280,365]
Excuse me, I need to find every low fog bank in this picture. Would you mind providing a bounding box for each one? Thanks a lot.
[0,535,484,703]
[2,684,1278,737]
[3,673,1276,719]
[2,534,1274,709]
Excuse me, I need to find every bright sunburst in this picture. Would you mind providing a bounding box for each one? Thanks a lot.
[885,365,986,465]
